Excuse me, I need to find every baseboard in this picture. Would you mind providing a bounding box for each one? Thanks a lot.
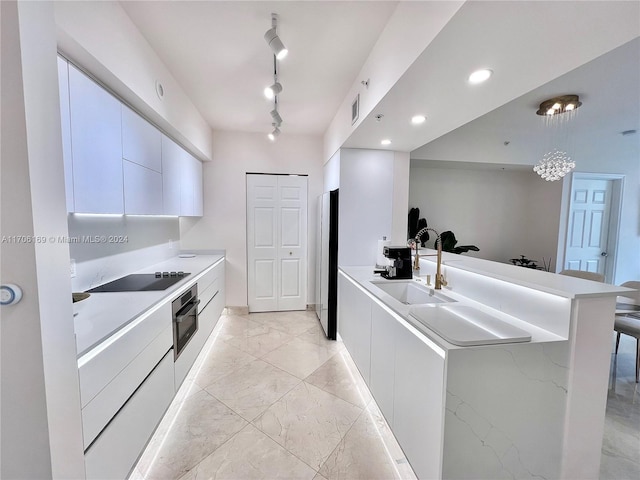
[224,306,249,315]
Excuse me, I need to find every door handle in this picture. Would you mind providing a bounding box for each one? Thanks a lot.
[601,252,608,257]
[175,299,200,322]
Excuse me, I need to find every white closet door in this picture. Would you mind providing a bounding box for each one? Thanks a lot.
[277,175,308,311]
[247,174,307,312]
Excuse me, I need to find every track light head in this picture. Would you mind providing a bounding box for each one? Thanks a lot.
[270,109,283,126]
[264,82,283,100]
[264,16,288,60]
[268,126,281,142]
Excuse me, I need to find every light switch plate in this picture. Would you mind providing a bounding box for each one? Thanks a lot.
[70,259,76,278]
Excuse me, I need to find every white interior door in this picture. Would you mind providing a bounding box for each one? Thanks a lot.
[247,174,307,312]
[564,178,613,276]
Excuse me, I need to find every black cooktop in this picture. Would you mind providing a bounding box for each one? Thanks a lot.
[86,272,191,293]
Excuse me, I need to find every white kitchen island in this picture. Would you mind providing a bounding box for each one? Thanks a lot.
[338,252,629,480]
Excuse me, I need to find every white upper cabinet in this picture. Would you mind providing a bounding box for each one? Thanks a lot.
[68,64,124,214]
[164,136,204,217]
[183,154,203,217]
[161,135,184,216]
[57,57,74,212]
[122,106,162,173]
[123,160,163,215]
[59,60,203,217]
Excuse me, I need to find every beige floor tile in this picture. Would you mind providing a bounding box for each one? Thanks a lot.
[250,310,320,336]
[191,339,257,389]
[223,324,294,357]
[296,324,343,351]
[253,382,362,470]
[177,424,317,480]
[216,314,268,337]
[205,358,301,421]
[305,351,372,408]
[262,336,340,379]
[319,402,417,480]
[136,390,247,480]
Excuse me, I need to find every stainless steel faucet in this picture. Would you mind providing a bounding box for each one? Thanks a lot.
[413,227,447,289]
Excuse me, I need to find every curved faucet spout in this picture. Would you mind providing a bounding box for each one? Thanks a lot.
[413,227,447,289]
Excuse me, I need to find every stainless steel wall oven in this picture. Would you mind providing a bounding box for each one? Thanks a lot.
[172,285,199,360]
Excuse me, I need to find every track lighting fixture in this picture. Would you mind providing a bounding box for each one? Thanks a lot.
[264,14,288,60]
[268,126,281,142]
[270,108,283,126]
[264,13,286,141]
[264,82,283,100]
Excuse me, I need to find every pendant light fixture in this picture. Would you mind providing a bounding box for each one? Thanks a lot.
[533,95,581,181]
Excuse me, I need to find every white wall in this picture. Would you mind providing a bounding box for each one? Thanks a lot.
[1,2,85,477]
[54,0,212,161]
[409,165,562,269]
[323,1,463,161]
[179,131,324,308]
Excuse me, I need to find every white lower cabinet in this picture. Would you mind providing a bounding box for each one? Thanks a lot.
[337,274,372,382]
[338,272,446,480]
[369,302,397,426]
[84,351,174,480]
[393,323,445,480]
[81,325,172,448]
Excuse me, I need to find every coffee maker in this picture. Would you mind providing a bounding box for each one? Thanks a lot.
[381,246,412,280]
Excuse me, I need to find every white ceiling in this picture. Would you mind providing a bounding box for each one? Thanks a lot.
[120,0,639,155]
[344,1,640,154]
[120,0,398,135]
[411,37,640,167]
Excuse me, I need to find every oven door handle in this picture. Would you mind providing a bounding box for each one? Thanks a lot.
[175,299,200,323]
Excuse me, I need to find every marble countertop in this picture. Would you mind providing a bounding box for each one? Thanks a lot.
[340,266,565,352]
[415,248,631,299]
[74,254,224,357]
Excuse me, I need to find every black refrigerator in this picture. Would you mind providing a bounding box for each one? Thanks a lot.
[316,189,338,339]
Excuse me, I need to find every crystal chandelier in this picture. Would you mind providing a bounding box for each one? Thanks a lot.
[534,95,581,181]
[533,149,575,181]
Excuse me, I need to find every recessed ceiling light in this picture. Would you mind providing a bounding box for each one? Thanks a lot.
[381,139,391,146]
[468,69,493,84]
[411,115,426,125]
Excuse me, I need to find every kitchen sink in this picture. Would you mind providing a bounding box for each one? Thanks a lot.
[371,280,456,305]
[409,304,531,346]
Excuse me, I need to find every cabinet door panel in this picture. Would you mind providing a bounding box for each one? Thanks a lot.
[122,106,162,173]
[68,65,123,213]
[193,156,204,216]
[123,160,163,215]
[370,302,397,426]
[393,324,445,480]
[337,274,371,383]
[84,352,174,480]
[161,135,183,216]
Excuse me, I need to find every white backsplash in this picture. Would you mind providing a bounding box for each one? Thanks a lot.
[68,215,180,291]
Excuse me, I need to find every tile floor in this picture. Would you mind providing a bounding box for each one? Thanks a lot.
[131,311,640,480]
[131,311,417,480]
